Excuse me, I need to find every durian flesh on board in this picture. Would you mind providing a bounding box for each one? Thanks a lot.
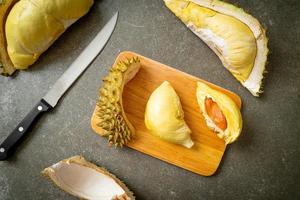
[164,0,269,96]
[91,51,242,176]
[196,81,242,144]
[145,81,194,148]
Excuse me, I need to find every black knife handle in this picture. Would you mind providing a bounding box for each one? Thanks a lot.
[0,99,52,161]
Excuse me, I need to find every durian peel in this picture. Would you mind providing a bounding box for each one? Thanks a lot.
[196,81,242,144]
[145,81,194,148]
[0,0,94,75]
[96,57,141,147]
[164,0,269,96]
[42,156,134,200]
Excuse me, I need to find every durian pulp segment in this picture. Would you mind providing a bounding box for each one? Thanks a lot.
[97,57,141,147]
[196,82,242,144]
[164,0,268,96]
[42,156,134,200]
[5,0,94,69]
[145,81,194,148]
[0,0,18,76]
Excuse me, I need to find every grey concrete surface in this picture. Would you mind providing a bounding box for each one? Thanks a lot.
[1,0,299,199]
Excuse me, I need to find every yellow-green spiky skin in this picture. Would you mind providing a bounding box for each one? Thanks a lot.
[97,57,140,147]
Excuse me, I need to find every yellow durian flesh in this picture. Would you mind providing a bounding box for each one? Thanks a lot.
[0,0,18,76]
[196,82,242,144]
[5,0,94,69]
[145,81,194,148]
[164,0,268,96]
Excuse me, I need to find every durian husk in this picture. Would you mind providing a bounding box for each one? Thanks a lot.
[92,57,141,147]
[164,0,269,96]
[0,0,18,76]
[42,155,135,200]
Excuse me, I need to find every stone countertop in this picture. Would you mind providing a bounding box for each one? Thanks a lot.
[0,0,299,199]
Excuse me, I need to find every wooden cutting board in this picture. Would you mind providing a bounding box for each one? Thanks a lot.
[91,51,241,176]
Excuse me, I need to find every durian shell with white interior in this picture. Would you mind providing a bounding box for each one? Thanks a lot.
[42,155,134,200]
[0,0,94,75]
[145,81,194,148]
[196,81,242,144]
[164,0,268,96]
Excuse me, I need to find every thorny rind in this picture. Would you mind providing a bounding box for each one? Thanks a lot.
[0,63,9,76]
[97,57,140,147]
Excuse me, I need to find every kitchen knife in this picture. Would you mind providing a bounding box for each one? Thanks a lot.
[0,12,119,161]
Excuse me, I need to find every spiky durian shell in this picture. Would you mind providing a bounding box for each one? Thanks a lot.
[96,57,141,147]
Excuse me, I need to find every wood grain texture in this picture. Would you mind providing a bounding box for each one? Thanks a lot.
[91,51,242,176]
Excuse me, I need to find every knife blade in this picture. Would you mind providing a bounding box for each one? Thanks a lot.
[0,12,118,161]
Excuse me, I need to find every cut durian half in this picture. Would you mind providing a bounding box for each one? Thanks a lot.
[0,0,94,75]
[0,0,18,76]
[95,57,141,147]
[42,156,134,200]
[145,81,194,148]
[164,0,268,96]
[196,82,242,144]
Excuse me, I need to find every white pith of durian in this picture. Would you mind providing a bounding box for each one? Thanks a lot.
[196,82,242,144]
[164,0,268,96]
[145,81,194,148]
[42,156,134,200]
